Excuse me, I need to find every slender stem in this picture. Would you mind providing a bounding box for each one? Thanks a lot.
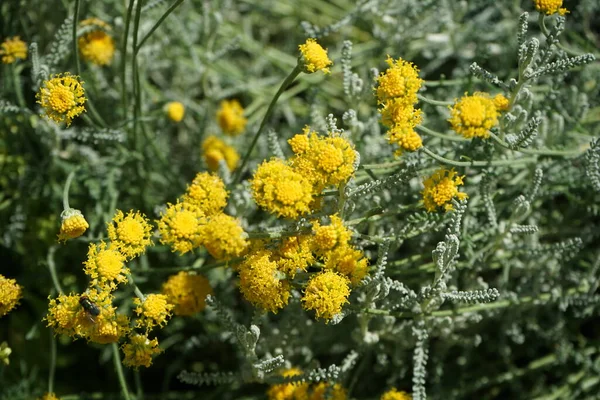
[421,146,538,167]
[131,0,144,147]
[233,65,302,184]
[112,343,132,400]
[62,169,76,210]
[48,332,56,393]
[246,229,310,240]
[489,132,585,157]
[72,0,81,77]
[134,369,144,400]
[135,0,185,53]
[417,94,453,106]
[11,64,26,108]
[47,246,64,295]
[127,274,145,301]
[121,0,136,114]
[423,78,470,87]
[416,125,466,142]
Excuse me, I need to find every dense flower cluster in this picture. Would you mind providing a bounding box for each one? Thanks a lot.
[134,294,174,332]
[0,275,22,317]
[202,135,240,172]
[216,99,247,136]
[267,367,309,400]
[533,0,568,15]
[0,36,27,64]
[162,271,213,316]
[422,168,468,212]
[448,92,507,139]
[122,334,162,368]
[36,73,86,126]
[381,388,412,400]
[298,38,332,74]
[57,208,89,242]
[376,56,424,155]
[78,18,115,66]
[107,210,153,260]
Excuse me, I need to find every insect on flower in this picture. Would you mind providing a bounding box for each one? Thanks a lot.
[79,295,101,323]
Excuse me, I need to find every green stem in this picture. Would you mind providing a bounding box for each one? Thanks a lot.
[112,343,132,400]
[62,169,76,210]
[131,0,143,147]
[11,64,26,108]
[47,246,64,295]
[417,94,453,106]
[416,125,466,142]
[421,146,537,167]
[135,0,185,53]
[121,0,136,114]
[127,274,145,301]
[423,78,470,87]
[233,65,302,184]
[134,369,144,399]
[48,332,56,393]
[72,0,81,77]
[489,132,585,157]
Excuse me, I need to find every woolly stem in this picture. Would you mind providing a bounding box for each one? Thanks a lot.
[489,132,585,156]
[47,246,64,295]
[417,94,454,106]
[112,343,132,400]
[62,169,76,211]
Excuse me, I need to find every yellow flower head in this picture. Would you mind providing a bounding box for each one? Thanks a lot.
[238,249,290,313]
[448,92,500,139]
[1,36,27,64]
[376,56,423,105]
[267,367,309,400]
[107,210,153,260]
[274,236,315,278]
[251,158,314,219]
[0,341,11,366]
[298,38,333,74]
[46,293,82,336]
[533,0,568,15]
[216,99,247,136]
[289,128,357,188]
[83,241,128,291]
[39,393,60,400]
[202,135,240,172]
[162,272,213,316]
[157,201,206,254]
[381,388,412,400]
[493,93,510,111]
[182,172,228,216]
[78,26,115,66]
[200,213,249,260]
[122,334,162,368]
[309,383,347,400]
[134,294,174,331]
[88,309,130,344]
[380,98,424,129]
[422,168,468,212]
[311,215,353,256]
[36,73,86,126]
[324,245,369,286]
[0,275,22,317]
[302,271,350,322]
[387,124,423,156]
[57,208,89,243]
[166,101,185,122]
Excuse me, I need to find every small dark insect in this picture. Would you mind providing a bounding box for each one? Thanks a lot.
[79,295,101,317]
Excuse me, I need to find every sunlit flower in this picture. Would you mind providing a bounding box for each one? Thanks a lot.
[311,215,353,256]
[182,172,228,216]
[386,123,423,155]
[422,168,468,212]
[381,388,412,400]
[107,210,153,260]
[309,382,347,400]
[238,249,290,313]
[162,271,213,316]
[134,294,174,331]
[0,275,22,317]
[45,293,83,337]
[298,38,332,74]
[251,158,314,219]
[202,135,240,171]
[324,245,369,286]
[302,271,350,322]
[200,213,248,260]
[122,334,162,368]
[274,236,314,278]
[57,208,89,243]
[157,202,205,254]
[448,92,500,139]
[1,36,27,64]
[380,98,423,129]
[166,101,185,122]
[88,310,130,344]
[83,241,128,291]
[216,99,247,136]
[36,73,86,126]
[78,21,115,66]
[493,93,510,111]
[267,367,309,400]
[533,0,568,15]
[376,56,423,105]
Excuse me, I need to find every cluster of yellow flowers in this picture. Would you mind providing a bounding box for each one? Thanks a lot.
[422,168,468,212]
[448,92,509,139]
[216,99,248,136]
[202,135,240,172]
[37,73,87,126]
[0,275,23,318]
[376,56,424,155]
[78,18,115,66]
[267,368,347,400]
[0,36,27,64]
[298,38,333,74]
[533,0,568,15]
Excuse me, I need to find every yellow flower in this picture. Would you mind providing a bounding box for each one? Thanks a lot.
[200,213,249,260]
[0,275,22,317]
[57,208,89,242]
[202,135,240,171]
[309,383,347,400]
[88,310,130,344]
[324,245,369,286]
[1,36,27,64]
[238,249,290,313]
[216,99,247,136]
[298,38,332,74]
[448,92,500,139]
[162,272,213,316]
[380,98,423,129]
[311,215,353,256]
[267,367,309,400]
[39,393,60,400]
[79,29,115,66]
[289,128,357,188]
[533,0,568,15]
[381,388,412,400]
[493,93,510,111]
[134,294,174,331]
[157,201,206,254]
[274,236,315,278]
[36,73,86,126]
[83,241,128,291]
[182,172,228,216]
[107,210,153,260]
[422,168,468,212]
[46,293,83,336]
[387,123,423,155]
[122,334,162,368]
[376,56,423,105]
[302,271,350,322]
[0,341,11,366]
[80,17,111,30]
[251,158,314,219]
[166,101,185,122]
